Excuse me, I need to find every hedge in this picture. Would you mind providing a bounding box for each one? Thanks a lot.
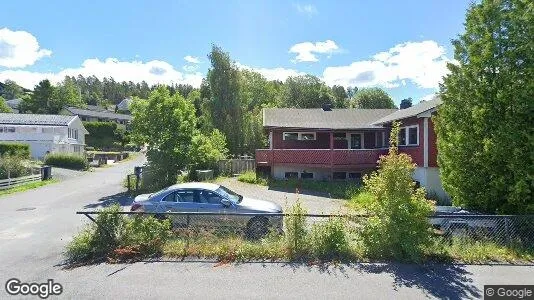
[83,121,125,150]
[0,142,30,158]
[44,153,89,170]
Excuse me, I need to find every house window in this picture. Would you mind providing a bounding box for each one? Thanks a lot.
[333,172,347,180]
[333,132,346,140]
[283,132,316,141]
[284,172,298,179]
[399,125,418,146]
[408,127,418,145]
[301,172,314,179]
[350,133,363,149]
[376,132,386,148]
[300,133,315,141]
[348,172,362,180]
[74,129,78,140]
[399,128,407,145]
[283,132,298,141]
[2,127,16,133]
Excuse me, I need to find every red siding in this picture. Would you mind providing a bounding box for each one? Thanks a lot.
[255,149,387,167]
[397,117,424,166]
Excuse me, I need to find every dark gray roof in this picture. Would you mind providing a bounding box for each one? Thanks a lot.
[373,96,442,125]
[64,107,132,121]
[0,113,76,126]
[263,108,397,129]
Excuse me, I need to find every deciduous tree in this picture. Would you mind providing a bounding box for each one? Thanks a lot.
[352,88,395,109]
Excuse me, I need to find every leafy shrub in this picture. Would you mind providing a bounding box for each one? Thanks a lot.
[0,142,30,159]
[44,153,89,170]
[310,217,349,259]
[284,200,308,258]
[356,122,434,261]
[84,121,127,151]
[65,205,171,263]
[238,170,267,185]
[0,154,31,179]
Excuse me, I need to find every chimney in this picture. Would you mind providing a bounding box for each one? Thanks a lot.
[322,103,333,111]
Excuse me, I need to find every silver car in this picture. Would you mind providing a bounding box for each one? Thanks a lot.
[130,182,283,238]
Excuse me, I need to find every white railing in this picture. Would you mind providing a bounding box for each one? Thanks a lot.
[0,174,42,190]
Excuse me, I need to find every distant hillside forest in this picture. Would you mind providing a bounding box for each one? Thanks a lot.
[0,45,412,155]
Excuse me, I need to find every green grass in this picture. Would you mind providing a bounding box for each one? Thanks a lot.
[269,179,361,199]
[236,172,362,200]
[237,171,268,185]
[0,179,58,197]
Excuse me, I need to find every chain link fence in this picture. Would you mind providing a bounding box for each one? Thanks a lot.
[78,211,534,249]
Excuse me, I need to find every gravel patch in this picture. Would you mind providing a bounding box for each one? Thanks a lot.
[218,177,347,214]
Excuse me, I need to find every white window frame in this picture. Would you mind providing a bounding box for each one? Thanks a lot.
[283,132,316,141]
[399,125,419,146]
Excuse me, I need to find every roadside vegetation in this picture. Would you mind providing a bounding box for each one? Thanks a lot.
[44,153,89,170]
[0,179,58,197]
[68,123,534,265]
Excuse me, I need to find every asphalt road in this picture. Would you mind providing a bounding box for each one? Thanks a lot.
[0,157,533,299]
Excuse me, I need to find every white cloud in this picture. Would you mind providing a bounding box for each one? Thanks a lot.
[294,3,317,16]
[322,40,451,89]
[289,40,339,63]
[236,62,305,81]
[0,28,52,68]
[184,55,200,64]
[0,58,203,88]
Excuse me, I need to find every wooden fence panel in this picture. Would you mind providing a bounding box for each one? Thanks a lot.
[217,159,256,175]
[0,174,42,190]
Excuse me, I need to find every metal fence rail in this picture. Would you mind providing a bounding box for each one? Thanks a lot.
[77,211,534,248]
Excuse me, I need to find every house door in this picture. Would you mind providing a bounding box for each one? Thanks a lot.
[350,134,363,149]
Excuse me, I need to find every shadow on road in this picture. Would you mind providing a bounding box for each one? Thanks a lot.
[278,262,480,298]
[352,263,480,299]
[83,192,134,209]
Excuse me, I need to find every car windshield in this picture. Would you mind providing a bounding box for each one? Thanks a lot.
[216,186,242,203]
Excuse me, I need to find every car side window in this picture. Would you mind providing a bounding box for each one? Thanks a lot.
[175,190,195,203]
[161,192,177,202]
[198,190,224,204]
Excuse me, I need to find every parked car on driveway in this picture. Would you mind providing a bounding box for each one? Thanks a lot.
[130,182,283,238]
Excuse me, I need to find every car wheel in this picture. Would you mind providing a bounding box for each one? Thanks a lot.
[246,217,269,240]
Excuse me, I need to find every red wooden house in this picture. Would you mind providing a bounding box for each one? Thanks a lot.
[255,97,448,199]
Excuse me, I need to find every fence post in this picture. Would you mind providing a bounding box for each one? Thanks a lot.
[127,175,131,193]
[135,173,140,192]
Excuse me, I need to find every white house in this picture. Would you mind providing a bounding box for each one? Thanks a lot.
[0,113,89,160]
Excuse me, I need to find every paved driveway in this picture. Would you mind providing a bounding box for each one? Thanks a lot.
[219,177,347,214]
[0,161,533,299]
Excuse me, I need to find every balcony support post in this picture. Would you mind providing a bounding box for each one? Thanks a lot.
[330,131,334,180]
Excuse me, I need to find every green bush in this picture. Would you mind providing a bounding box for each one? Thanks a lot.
[0,154,31,179]
[237,171,267,185]
[44,153,89,170]
[284,200,308,258]
[65,205,171,263]
[310,217,349,259]
[355,122,434,262]
[84,121,127,151]
[0,142,30,159]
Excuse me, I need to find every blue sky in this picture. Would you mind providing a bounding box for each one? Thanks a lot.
[0,0,472,104]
